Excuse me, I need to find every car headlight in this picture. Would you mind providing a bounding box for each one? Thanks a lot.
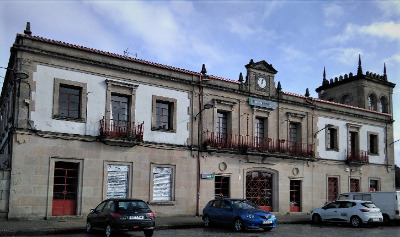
[246,213,256,218]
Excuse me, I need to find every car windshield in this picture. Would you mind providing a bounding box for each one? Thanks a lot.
[231,200,259,210]
[117,200,149,212]
[361,202,377,208]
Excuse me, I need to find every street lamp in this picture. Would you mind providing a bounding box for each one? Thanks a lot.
[193,103,214,121]
[314,124,334,137]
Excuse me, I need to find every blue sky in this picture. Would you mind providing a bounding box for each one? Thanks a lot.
[1,0,399,165]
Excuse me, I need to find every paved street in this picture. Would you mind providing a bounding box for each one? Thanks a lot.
[18,224,400,237]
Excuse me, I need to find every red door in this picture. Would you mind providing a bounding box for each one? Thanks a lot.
[290,180,301,212]
[52,162,78,216]
[246,171,273,211]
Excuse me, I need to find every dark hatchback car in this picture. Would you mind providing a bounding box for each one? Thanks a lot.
[202,198,277,232]
[86,198,155,237]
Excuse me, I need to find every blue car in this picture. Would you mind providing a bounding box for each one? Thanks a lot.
[202,198,277,231]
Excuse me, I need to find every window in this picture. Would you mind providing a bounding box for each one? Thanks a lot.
[53,78,87,122]
[216,112,228,144]
[58,86,81,118]
[368,93,377,111]
[107,164,129,199]
[255,118,265,147]
[215,176,230,198]
[368,132,378,155]
[289,122,299,151]
[379,96,388,113]
[326,127,338,150]
[152,95,177,132]
[341,95,351,105]
[151,165,175,202]
[327,177,339,202]
[369,179,380,192]
[350,178,360,192]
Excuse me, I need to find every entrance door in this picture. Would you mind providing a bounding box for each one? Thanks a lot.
[215,176,230,197]
[246,171,273,211]
[290,180,301,212]
[52,162,78,216]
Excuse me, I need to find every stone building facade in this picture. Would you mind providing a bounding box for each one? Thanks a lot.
[0,24,396,219]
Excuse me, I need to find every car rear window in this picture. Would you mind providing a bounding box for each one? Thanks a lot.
[361,202,377,208]
[117,201,149,212]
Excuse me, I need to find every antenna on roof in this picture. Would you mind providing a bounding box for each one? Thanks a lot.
[123,48,137,58]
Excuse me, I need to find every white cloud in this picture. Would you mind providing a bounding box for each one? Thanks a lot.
[358,21,400,41]
[323,4,344,27]
[377,1,400,17]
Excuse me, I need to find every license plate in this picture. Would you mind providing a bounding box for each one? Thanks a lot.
[129,216,144,220]
[263,220,272,224]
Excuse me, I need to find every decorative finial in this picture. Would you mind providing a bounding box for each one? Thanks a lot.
[357,54,363,76]
[249,59,254,65]
[277,81,282,92]
[24,22,32,35]
[383,63,387,81]
[305,88,310,97]
[323,67,326,80]
[201,64,207,75]
[238,72,243,82]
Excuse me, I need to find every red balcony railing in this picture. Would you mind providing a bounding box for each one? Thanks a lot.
[346,150,369,163]
[204,132,314,157]
[100,118,144,140]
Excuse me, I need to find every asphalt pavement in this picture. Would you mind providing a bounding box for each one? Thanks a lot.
[0,213,310,236]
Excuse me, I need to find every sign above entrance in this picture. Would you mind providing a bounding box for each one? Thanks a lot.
[201,173,215,179]
[249,97,277,110]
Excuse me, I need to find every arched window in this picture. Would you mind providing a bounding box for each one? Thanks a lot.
[368,94,377,111]
[380,96,388,113]
[341,95,351,105]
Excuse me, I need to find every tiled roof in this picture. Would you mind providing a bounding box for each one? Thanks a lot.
[18,34,240,84]
[283,92,392,117]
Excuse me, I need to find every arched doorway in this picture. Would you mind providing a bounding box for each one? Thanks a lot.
[246,170,273,211]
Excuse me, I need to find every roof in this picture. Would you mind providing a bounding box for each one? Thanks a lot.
[17,33,240,84]
[283,91,392,117]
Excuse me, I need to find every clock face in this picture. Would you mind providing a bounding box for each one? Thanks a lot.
[258,77,267,88]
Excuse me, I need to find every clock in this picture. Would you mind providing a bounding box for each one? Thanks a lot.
[258,77,267,88]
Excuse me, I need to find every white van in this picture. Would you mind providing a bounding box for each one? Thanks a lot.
[338,191,400,223]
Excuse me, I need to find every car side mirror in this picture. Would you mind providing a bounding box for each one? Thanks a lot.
[90,209,95,213]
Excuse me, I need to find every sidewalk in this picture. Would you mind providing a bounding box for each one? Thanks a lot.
[0,213,310,236]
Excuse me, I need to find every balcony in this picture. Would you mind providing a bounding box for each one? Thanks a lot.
[346,150,369,165]
[204,132,314,158]
[99,118,144,146]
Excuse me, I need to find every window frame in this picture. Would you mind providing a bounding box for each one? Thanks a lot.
[149,163,176,204]
[369,178,380,192]
[325,126,339,151]
[105,80,138,125]
[327,176,339,203]
[151,95,177,132]
[367,132,379,155]
[53,78,87,122]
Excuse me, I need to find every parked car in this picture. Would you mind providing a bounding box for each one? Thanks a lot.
[338,191,400,224]
[86,198,155,237]
[202,197,277,231]
[310,200,383,227]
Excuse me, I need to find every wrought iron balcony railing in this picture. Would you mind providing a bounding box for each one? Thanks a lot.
[346,149,369,163]
[204,132,314,157]
[100,118,144,140]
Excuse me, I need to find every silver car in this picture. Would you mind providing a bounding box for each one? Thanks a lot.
[310,200,383,227]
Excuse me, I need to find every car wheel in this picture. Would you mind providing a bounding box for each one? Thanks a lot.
[144,229,154,237]
[383,214,390,225]
[350,216,362,227]
[86,221,92,234]
[105,223,112,237]
[311,214,322,225]
[203,215,211,227]
[233,218,244,232]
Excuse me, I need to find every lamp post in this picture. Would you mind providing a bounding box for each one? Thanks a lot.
[195,64,212,216]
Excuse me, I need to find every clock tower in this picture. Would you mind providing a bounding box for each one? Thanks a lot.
[241,59,278,97]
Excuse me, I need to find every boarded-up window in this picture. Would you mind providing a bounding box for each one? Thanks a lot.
[153,167,172,201]
[107,165,129,199]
